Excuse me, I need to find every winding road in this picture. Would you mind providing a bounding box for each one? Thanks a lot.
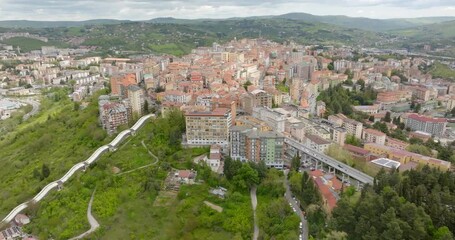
[250,186,259,240]
[69,190,99,240]
[21,99,40,121]
[0,114,155,225]
[116,140,159,176]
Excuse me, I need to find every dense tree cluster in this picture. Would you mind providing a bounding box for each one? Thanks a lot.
[317,84,377,117]
[330,167,455,239]
[288,171,326,238]
[257,169,300,240]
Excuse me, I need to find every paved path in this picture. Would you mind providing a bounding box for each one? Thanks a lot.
[13,98,40,121]
[69,190,99,240]
[116,140,159,176]
[284,170,308,240]
[250,186,259,240]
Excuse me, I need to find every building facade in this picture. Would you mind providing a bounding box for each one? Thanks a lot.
[99,97,130,134]
[304,134,332,153]
[405,114,447,136]
[362,128,386,145]
[230,126,284,168]
[127,85,145,116]
[185,108,232,146]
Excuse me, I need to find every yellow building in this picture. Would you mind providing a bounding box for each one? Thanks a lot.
[364,143,451,171]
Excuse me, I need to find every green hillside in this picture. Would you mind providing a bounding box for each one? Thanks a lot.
[34,19,383,56]
[0,19,131,28]
[2,13,454,32]
[0,37,68,52]
[390,20,455,44]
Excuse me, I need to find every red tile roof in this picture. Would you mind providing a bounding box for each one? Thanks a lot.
[344,144,371,156]
[314,177,337,212]
[408,114,446,123]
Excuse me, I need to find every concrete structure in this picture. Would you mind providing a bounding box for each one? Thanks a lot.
[371,158,401,169]
[127,85,145,116]
[343,144,372,161]
[242,89,273,114]
[405,114,447,136]
[331,127,347,146]
[185,108,232,146]
[285,137,374,186]
[362,128,386,145]
[385,137,409,150]
[304,134,332,153]
[230,126,284,168]
[99,99,130,135]
[252,107,286,133]
[353,105,381,114]
[329,114,363,139]
[110,73,136,96]
[202,145,223,173]
[1,114,155,225]
[364,143,451,171]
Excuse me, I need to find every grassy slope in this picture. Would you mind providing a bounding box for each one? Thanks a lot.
[390,20,455,47]
[23,119,255,239]
[429,62,455,80]
[0,37,68,52]
[0,89,109,221]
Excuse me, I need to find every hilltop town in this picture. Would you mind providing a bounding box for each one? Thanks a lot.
[1,35,455,239]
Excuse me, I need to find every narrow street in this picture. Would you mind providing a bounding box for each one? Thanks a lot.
[284,170,308,240]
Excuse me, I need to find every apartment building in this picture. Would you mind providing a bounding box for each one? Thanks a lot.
[304,134,332,153]
[252,107,287,133]
[110,73,137,96]
[185,108,232,146]
[229,126,284,168]
[331,127,347,146]
[242,89,273,114]
[376,90,412,104]
[329,114,363,139]
[343,118,363,139]
[405,114,447,136]
[99,97,130,135]
[127,85,145,116]
[362,128,386,145]
[385,137,409,150]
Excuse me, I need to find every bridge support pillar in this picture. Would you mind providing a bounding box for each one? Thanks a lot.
[131,130,137,136]
[108,145,117,152]
[315,160,321,170]
[57,181,63,191]
[356,182,361,191]
[82,163,89,172]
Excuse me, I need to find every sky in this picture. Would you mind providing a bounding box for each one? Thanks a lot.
[0,0,454,21]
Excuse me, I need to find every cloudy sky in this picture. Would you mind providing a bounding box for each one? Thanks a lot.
[0,0,454,21]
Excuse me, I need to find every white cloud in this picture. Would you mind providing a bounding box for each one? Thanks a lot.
[0,0,453,20]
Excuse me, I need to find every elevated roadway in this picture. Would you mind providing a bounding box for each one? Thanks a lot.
[0,114,155,225]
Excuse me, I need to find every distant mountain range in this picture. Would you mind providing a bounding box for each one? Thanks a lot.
[0,12,454,32]
[0,12,454,57]
[272,13,455,32]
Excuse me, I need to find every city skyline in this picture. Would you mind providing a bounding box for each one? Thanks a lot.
[0,0,454,21]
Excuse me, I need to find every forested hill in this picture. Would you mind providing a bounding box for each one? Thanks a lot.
[330,167,455,239]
